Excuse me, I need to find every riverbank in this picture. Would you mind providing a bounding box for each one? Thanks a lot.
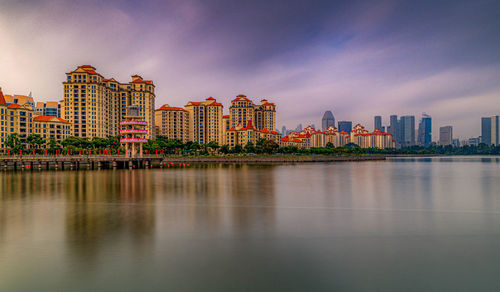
[162,155,386,163]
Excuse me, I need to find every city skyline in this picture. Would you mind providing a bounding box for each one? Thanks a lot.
[1,1,500,138]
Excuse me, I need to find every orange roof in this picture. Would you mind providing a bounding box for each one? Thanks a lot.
[131,79,153,84]
[223,115,230,119]
[206,97,215,100]
[232,95,252,102]
[33,115,69,123]
[80,65,94,68]
[208,102,222,106]
[46,102,58,107]
[0,88,5,105]
[7,104,21,109]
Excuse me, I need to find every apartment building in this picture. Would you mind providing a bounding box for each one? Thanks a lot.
[155,104,189,142]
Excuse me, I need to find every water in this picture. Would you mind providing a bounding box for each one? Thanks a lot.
[1,157,500,291]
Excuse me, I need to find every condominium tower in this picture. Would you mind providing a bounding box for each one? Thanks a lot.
[61,65,155,139]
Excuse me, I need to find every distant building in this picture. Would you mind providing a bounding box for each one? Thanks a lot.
[417,113,432,147]
[439,126,453,146]
[155,104,189,142]
[468,137,480,146]
[492,115,499,146]
[35,101,60,117]
[281,126,286,137]
[296,124,303,132]
[452,138,460,147]
[374,116,382,131]
[388,115,400,146]
[321,111,335,131]
[400,116,415,147]
[337,121,352,133]
[481,117,492,145]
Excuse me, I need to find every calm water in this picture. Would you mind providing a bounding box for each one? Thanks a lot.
[1,157,500,291]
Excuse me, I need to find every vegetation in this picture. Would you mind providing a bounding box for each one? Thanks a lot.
[2,133,500,156]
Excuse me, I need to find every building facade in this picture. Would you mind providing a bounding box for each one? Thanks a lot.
[155,104,189,142]
[33,115,71,142]
[337,121,352,134]
[400,115,415,147]
[374,116,382,131]
[417,114,432,147]
[185,97,223,145]
[492,115,499,146]
[254,99,276,131]
[36,102,60,117]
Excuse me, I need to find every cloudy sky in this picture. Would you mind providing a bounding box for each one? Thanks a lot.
[1,0,499,139]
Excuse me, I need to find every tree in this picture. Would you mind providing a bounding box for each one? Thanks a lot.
[5,133,23,152]
[206,141,220,154]
[262,140,279,154]
[231,144,243,154]
[48,137,60,154]
[219,144,230,154]
[27,134,45,150]
[107,135,121,150]
[244,142,256,153]
[326,142,334,149]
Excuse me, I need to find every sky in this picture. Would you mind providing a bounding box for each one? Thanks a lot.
[0,0,499,139]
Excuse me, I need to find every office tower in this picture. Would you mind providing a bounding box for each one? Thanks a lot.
[35,102,60,117]
[492,115,499,146]
[254,99,276,131]
[281,126,286,137]
[296,124,303,132]
[155,104,189,142]
[337,121,352,133]
[400,116,415,147]
[452,139,460,147]
[439,126,453,146]
[374,116,382,131]
[481,117,492,145]
[388,115,400,145]
[417,113,432,147]
[185,97,223,144]
[322,111,335,131]
[61,65,155,139]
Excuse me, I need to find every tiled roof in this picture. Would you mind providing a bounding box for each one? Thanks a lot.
[222,115,230,119]
[7,104,21,109]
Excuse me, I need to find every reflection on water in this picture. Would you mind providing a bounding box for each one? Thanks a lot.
[1,159,500,291]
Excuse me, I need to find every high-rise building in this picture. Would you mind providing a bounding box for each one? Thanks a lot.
[492,115,499,146]
[374,116,382,131]
[185,97,223,145]
[61,65,155,139]
[417,113,432,147]
[337,121,352,133]
[229,95,255,129]
[400,116,415,147]
[281,126,286,137]
[439,126,453,146]
[388,115,400,146]
[296,124,303,132]
[322,111,335,131]
[4,94,35,109]
[254,99,276,131]
[481,117,492,145]
[155,104,189,142]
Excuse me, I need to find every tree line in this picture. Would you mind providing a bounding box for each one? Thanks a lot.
[3,133,500,155]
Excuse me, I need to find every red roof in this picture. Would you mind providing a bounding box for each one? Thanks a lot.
[206,97,215,100]
[232,95,252,102]
[208,102,222,106]
[0,88,6,105]
[223,115,230,118]
[131,79,153,84]
[80,65,93,68]
[58,117,69,123]
[7,104,21,109]
[157,105,187,112]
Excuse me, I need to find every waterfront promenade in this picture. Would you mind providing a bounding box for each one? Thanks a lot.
[0,154,385,171]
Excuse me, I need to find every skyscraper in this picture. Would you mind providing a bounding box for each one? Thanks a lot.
[417,113,432,147]
[322,111,335,131]
[481,117,492,145]
[281,126,286,137]
[400,116,415,147]
[337,121,352,133]
[492,115,499,146]
[439,126,453,146]
[374,116,382,131]
[388,115,400,146]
